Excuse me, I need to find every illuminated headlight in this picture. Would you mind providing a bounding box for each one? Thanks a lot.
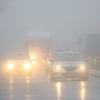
[55,65,62,71]
[79,65,86,71]
[24,63,31,70]
[7,63,14,71]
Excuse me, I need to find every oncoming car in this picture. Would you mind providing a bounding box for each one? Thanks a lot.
[50,51,89,81]
[3,53,33,76]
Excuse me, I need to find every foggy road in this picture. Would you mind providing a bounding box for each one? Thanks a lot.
[0,72,100,100]
[1,0,100,100]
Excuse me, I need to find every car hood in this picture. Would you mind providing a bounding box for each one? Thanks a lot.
[53,61,85,66]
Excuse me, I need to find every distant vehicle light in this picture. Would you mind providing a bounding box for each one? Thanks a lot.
[24,63,31,70]
[30,55,37,60]
[7,63,14,71]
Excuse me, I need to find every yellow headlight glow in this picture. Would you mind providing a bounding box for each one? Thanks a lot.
[7,63,14,70]
[24,63,31,70]
[80,65,86,71]
[56,65,61,71]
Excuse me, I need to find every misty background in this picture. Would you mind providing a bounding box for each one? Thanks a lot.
[0,0,100,56]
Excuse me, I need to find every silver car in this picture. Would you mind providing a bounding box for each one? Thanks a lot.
[50,51,89,81]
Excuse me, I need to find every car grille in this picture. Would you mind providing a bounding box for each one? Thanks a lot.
[64,66,78,71]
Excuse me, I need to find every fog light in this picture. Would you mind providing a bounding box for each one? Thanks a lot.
[24,63,31,70]
[7,63,14,71]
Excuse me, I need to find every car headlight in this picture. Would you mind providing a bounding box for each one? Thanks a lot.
[24,63,31,70]
[55,65,62,71]
[7,63,14,71]
[80,65,86,71]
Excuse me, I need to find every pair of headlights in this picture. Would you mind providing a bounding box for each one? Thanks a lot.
[54,64,86,71]
[7,63,32,71]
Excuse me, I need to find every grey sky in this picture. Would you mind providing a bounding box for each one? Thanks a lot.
[0,0,100,54]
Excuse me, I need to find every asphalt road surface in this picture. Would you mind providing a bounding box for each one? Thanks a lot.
[0,72,100,100]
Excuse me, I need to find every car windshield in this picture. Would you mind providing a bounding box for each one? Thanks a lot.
[53,52,83,61]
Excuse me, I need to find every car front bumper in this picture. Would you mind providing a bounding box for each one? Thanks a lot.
[51,71,89,79]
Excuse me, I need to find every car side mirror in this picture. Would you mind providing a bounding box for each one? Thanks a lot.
[48,59,54,64]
